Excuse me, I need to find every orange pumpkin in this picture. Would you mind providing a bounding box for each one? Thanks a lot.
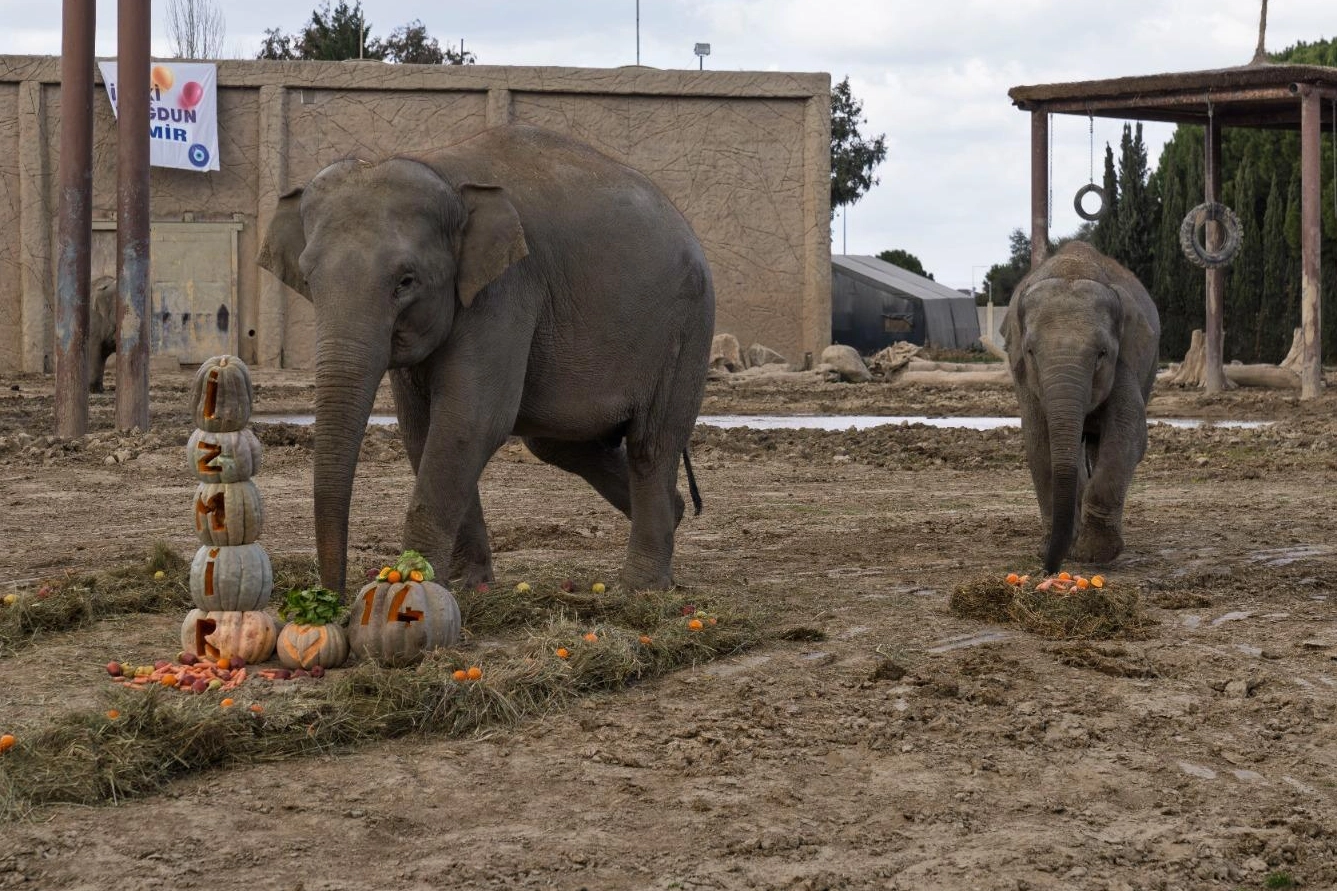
[191,355,253,433]
[348,579,460,667]
[182,608,278,664]
[276,622,349,670]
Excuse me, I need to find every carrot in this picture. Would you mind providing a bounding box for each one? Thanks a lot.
[220,667,247,690]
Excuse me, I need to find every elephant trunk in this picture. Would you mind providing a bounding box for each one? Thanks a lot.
[1042,376,1090,575]
[313,335,389,596]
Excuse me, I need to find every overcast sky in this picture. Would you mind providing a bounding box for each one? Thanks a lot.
[4,1,1331,293]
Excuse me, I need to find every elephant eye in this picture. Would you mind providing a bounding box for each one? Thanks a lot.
[394,273,417,296]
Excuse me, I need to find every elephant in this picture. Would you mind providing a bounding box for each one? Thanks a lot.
[258,124,715,595]
[89,275,118,392]
[1002,241,1160,574]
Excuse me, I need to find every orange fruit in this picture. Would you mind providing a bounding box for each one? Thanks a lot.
[1075,577,1090,589]
[688,618,704,631]
[466,666,482,681]
[1005,572,1020,585]
[409,570,424,582]
[1058,571,1072,581]
[161,674,179,687]
[556,647,570,659]
[387,570,402,584]
[220,698,235,708]
[452,669,467,682]
[0,734,16,753]
[249,704,264,714]
[106,709,120,720]
[639,635,652,645]
[583,632,599,643]
[1091,575,1105,588]
[216,657,231,671]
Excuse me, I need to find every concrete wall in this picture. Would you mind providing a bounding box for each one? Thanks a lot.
[0,56,832,373]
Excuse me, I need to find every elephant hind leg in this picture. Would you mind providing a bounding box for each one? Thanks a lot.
[523,436,688,525]
[447,488,494,589]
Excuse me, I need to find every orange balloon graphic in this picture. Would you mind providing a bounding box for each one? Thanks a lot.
[151,65,174,92]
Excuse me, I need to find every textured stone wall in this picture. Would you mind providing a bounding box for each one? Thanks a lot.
[0,57,830,373]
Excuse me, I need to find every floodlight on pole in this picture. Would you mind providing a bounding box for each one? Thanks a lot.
[694,42,710,70]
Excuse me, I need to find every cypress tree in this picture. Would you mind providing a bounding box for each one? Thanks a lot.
[1090,143,1119,254]
[1260,173,1291,361]
[1224,155,1262,361]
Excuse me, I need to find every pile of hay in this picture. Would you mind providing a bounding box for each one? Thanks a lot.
[0,543,190,656]
[949,573,1151,640]
[0,557,763,818]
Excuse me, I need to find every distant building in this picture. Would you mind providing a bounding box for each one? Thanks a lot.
[831,255,981,354]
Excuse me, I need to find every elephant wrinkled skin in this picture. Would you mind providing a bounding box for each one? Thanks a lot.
[1002,241,1161,573]
[259,125,715,594]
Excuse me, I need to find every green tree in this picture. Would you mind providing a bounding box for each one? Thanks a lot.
[1108,123,1156,289]
[982,228,1040,306]
[830,77,887,215]
[258,3,472,64]
[1260,172,1295,361]
[1089,143,1119,254]
[876,249,933,280]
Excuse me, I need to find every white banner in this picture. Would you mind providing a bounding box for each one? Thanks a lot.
[98,61,219,172]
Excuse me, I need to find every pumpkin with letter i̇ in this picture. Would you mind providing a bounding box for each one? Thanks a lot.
[191,355,254,433]
[193,480,265,546]
[182,608,278,664]
[349,551,460,667]
[275,586,349,670]
[187,428,263,484]
[190,543,272,612]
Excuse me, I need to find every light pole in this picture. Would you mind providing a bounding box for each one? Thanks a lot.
[636,1,640,64]
[694,42,710,70]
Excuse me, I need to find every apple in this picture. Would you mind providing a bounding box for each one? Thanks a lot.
[153,570,165,580]
[178,651,199,665]
[230,656,246,670]
[106,662,124,677]
[591,582,606,595]
[560,579,575,592]
[207,678,223,691]
[2,593,17,606]
[191,679,209,694]
[515,582,531,594]
[309,665,326,679]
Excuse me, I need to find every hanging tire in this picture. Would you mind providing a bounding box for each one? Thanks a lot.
[1073,184,1107,221]
[1179,202,1243,269]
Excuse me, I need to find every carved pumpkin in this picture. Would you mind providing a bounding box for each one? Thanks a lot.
[276,622,349,670]
[193,480,265,546]
[182,609,278,664]
[189,544,272,612]
[348,580,460,667]
[187,428,263,484]
[191,355,253,433]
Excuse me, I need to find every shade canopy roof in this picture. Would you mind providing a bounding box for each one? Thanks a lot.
[1009,62,1337,129]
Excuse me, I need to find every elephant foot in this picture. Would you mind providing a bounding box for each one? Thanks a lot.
[621,555,674,592]
[447,551,494,591]
[1072,525,1123,565]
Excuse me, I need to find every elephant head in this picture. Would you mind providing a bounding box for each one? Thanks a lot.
[258,158,529,593]
[1004,242,1159,573]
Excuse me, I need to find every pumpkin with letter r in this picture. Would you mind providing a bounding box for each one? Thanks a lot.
[182,608,277,664]
[275,586,349,670]
[348,551,460,667]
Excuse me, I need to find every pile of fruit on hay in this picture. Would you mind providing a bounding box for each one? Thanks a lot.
[0,551,761,817]
[949,570,1150,640]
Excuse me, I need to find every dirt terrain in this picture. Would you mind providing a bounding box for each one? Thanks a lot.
[2,365,1336,891]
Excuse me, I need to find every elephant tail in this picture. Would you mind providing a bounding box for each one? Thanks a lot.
[682,448,703,516]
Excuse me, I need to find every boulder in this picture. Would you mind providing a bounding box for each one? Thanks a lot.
[744,342,787,369]
[820,344,872,383]
[710,333,744,372]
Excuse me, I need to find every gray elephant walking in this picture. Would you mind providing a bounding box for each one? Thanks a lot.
[259,125,715,594]
[1002,241,1160,573]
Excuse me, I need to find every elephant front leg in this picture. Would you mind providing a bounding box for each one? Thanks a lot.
[1073,379,1146,565]
[448,488,494,589]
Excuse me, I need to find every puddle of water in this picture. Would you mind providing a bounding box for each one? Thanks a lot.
[251,413,1274,432]
[1248,545,1336,566]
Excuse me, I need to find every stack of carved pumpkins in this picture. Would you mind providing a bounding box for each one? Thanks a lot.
[180,356,278,665]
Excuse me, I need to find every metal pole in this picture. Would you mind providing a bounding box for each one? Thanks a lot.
[1203,114,1229,393]
[55,0,96,438]
[1298,87,1323,400]
[116,0,152,432]
[636,0,640,65]
[1029,110,1049,268]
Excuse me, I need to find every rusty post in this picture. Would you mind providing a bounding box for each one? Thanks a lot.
[1298,87,1323,400]
[1202,114,1229,393]
[54,0,97,438]
[115,0,152,431]
[1030,110,1049,269]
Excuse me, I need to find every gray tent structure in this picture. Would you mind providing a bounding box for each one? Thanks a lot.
[831,255,981,354]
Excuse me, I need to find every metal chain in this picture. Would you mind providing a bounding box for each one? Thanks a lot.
[1048,113,1053,229]
[1089,112,1095,184]
[1204,99,1214,204]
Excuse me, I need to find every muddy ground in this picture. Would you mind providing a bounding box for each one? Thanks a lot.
[1,365,1336,891]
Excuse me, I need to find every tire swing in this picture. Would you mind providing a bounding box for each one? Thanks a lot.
[1073,113,1107,222]
[1179,101,1243,269]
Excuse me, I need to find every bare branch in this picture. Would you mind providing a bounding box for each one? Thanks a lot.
[167,0,226,60]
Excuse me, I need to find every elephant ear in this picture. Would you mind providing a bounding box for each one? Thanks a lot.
[457,184,529,308]
[1111,282,1159,383]
[258,187,310,300]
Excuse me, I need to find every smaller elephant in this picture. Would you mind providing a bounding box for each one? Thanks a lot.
[1003,241,1160,573]
[89,275,118,393]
